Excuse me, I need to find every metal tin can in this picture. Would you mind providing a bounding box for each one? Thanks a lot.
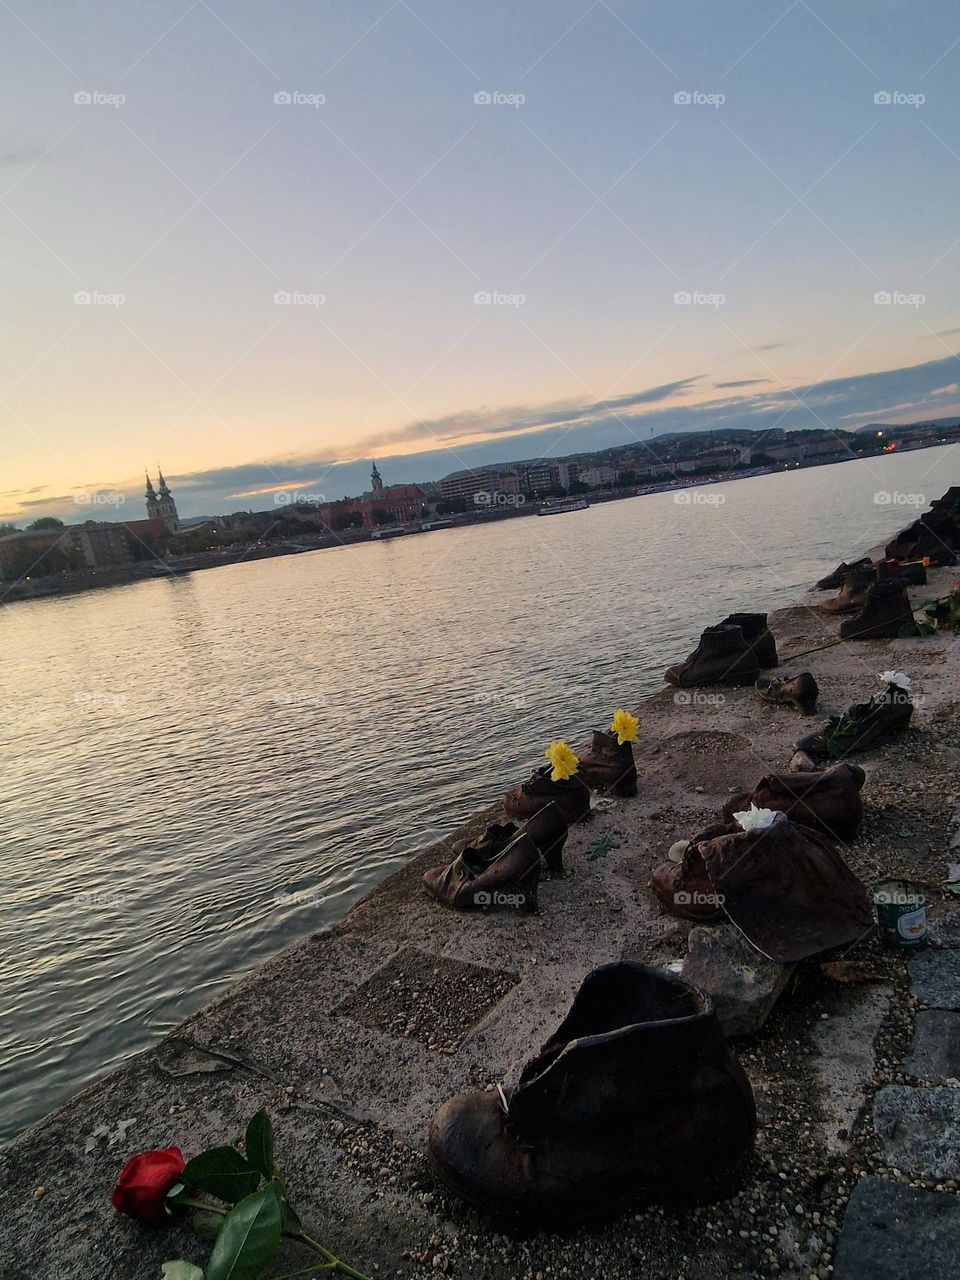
[874,879,927,949]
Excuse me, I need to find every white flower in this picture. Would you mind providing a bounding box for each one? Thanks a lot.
[734,804,782,832]
[878,670,911,691]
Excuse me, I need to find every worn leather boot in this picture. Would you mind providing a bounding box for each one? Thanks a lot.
[504,765,591,824]
[428,962,757,1226]
[649,820,734,921]
[665,624,760,688]
[722,763,866,841]
[577,729,638,796]
[839,581,916,639]
[818,570,872,614]
[430,803,569,897]
[755,671,819,714]
[816,556,873,590]
[876,560,927,587]
[793,685,913,764]
[422,831,541,912]
[719,612,778,668]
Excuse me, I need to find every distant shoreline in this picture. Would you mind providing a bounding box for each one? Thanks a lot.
[0,437,948,605]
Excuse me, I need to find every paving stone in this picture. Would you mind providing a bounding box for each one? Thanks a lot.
[812,988,891,1154]
[903,1009,960,1082]
[873,1085,960,1179]
[833,1177,960,1280]
[927,907,960,949]
[910,947,960,1009]
[681,925,794,1038]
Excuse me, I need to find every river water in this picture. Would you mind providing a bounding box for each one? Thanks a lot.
[0,447,953,1140]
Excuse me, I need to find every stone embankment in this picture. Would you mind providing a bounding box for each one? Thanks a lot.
[1,542,959,1280]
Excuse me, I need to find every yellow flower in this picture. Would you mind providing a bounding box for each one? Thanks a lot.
[544,740,579,782]
[609,708,639,746]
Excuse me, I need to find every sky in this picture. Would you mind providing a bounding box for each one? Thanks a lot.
[4,0,960,521]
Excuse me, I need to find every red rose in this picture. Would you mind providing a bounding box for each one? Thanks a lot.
[112,1146,185,1225]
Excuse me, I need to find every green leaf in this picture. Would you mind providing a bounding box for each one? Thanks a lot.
[244,1109,274,1179]
[181,1147,261,1204]
[161,1262,204,1280]
[205,1187,282,1280]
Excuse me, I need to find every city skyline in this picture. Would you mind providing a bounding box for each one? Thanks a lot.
[5,1,960,522]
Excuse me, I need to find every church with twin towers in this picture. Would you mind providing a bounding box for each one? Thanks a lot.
[144,468,180,533]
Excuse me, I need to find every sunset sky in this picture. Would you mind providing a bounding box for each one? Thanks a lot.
[4,0,960,521]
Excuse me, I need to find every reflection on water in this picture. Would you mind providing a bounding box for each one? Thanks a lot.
[0,448,953,1140]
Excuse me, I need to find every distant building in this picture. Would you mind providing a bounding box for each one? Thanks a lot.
[310,462,426,530]
[145,468,180,532]
[0,520,132,578]
[579,464,620,488]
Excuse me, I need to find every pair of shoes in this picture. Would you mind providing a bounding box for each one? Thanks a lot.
[722,762,865,841]
[817,570,874,614]
[422,803,567,912]
[793,677,914,763]
[815,556,873,590]
[838,581,916,639]
[428,961,757,1227]
[650,809,874,962]
[665,613,777,687]
[505,712,641,819]
[755,672,819,714]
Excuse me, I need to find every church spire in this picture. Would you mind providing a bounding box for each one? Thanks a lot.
[145,470,157,500]
[370,459,383,493]
[157,465,171,497]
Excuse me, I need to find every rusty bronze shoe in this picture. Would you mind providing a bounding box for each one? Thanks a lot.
[577,729,638,796]
[719,612,778,668]
[755,672,819,714]
[839,581,916,639]
[793,681,914,764]
[422,831,540,912]
[649,820,735,921]
[504,765,591,825]
[818,570,873,615]
[427,804,569,900]
[722,763,866,842]
[816,556,873,590]
[665,624,760,688]
[428,961,757,1227]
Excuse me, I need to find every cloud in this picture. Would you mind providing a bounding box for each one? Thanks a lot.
[755,342,785,351]
[713,378,768,389]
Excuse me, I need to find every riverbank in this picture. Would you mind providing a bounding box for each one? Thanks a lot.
[2,537,959,1279]
[0,437,945,605]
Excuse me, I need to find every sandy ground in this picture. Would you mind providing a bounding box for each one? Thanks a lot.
[1,555,958,1280]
